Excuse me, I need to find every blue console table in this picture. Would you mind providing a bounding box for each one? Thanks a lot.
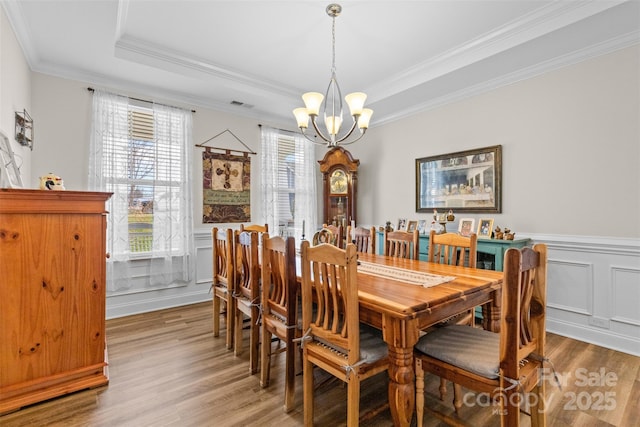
[376,231,530,271]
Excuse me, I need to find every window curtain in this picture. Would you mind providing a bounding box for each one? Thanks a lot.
[260,126,317,242]
[88,89,194,292]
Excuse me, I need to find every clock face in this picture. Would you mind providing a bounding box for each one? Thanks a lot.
[330,169,348,194]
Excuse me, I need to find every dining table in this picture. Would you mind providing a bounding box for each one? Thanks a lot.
[345,252,504,427]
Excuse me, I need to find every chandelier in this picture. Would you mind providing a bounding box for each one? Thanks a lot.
[293,4,373,147]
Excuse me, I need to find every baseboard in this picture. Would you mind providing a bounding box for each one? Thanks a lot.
[106,289,211,319]
[547,318,640,357]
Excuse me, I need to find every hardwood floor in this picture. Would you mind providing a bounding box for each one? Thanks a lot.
[1,302,638,426]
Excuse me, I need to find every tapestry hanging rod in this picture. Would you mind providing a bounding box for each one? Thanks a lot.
[195,128,256,156]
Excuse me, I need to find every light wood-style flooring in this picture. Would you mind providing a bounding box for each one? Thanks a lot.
[1,302,638,426]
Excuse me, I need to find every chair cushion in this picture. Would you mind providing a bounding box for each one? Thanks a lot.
[314,323,388,364]
[358,324,389,363]
[415,324,500,379]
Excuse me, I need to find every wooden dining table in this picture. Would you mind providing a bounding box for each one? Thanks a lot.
[348,252,504,427]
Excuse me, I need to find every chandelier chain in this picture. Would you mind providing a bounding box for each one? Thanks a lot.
[331,15,336,74]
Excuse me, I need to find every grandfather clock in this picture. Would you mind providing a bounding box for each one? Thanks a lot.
[318,146,359,228]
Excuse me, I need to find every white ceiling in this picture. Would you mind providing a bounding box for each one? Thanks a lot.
[3,0,639,127]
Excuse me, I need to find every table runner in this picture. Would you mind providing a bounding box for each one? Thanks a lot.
[357,261,456,288]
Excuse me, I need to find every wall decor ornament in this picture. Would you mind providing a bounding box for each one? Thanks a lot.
[15,109,33,150]
[0,130,22,188]
[416,145,502,213]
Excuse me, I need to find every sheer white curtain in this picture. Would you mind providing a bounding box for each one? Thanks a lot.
[89,89,194,292]
[260,126,317,242]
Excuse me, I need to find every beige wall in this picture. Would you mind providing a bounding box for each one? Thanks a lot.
[27,44,640,239]
[347,45,640,238]
[30,74,271,233]
[0,7,31,183]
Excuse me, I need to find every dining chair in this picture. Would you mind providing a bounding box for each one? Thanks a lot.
[260,233,300,412]
[212,227,235,350]
[414,243,548,427]
[383,228,420,259]
[428,230,478,324]
[312,228,337,246]
[322,223,344,248]
[232,230,260,374]
[346,225,376,254]
[427,229,478,399]
[240,223,268,233]
[300,241,389,426]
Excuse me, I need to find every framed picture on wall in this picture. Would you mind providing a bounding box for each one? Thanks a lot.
[416,145,502,213]
[477,218,494,239]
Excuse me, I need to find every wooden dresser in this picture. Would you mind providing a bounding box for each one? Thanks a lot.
[0,189,112,413]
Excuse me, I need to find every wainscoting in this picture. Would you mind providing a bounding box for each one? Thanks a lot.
[106,230,640,356]
[530,234,640,357]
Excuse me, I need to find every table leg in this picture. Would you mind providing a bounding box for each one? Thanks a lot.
[482,288,502,332]
[383,316,419,427]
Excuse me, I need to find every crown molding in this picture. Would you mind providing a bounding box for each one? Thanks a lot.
[367,0,628,104]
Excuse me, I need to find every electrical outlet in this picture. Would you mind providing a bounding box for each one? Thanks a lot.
[589,317,610,329]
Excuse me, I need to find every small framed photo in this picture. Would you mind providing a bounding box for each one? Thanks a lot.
[397,218,407,231]
[407,220,418,232]
[477,218,494,239]
[458,218,475,237]
[417,219,427,234]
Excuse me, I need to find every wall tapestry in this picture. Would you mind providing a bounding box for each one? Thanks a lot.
[202,151,251,223]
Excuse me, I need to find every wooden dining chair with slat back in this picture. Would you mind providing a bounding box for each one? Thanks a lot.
[240,223,268,233]
[300,241,390,426]
[212,227,235,350]
[312,228,337,246]
[232,230,260,374]
[427,229,478,400]
[260,233,300,412]
[414,244,549,427]
[347,225,376,254]
[322,223,344,248]
[428,229,478,325]
[383,228,420,259]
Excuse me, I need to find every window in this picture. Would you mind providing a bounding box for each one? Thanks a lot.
[261,127,317,241]
[89,90,193,291]
[127,108,155,252]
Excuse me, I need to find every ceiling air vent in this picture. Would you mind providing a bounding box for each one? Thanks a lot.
[230,100,254,109]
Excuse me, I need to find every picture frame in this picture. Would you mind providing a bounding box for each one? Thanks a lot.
[417,219,427,234]
[406,220,418,232]
[397,218,407,231]
[0,130,23,188]
[415,145,502,213]
[477,218,494,239]
[458,218,475,237]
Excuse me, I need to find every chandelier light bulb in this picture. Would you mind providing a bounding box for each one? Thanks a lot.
[293,108,310,129]
[325,115,343,136]
[345,92,366,116]
[302,92,324,116]
[358,109,373,129]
